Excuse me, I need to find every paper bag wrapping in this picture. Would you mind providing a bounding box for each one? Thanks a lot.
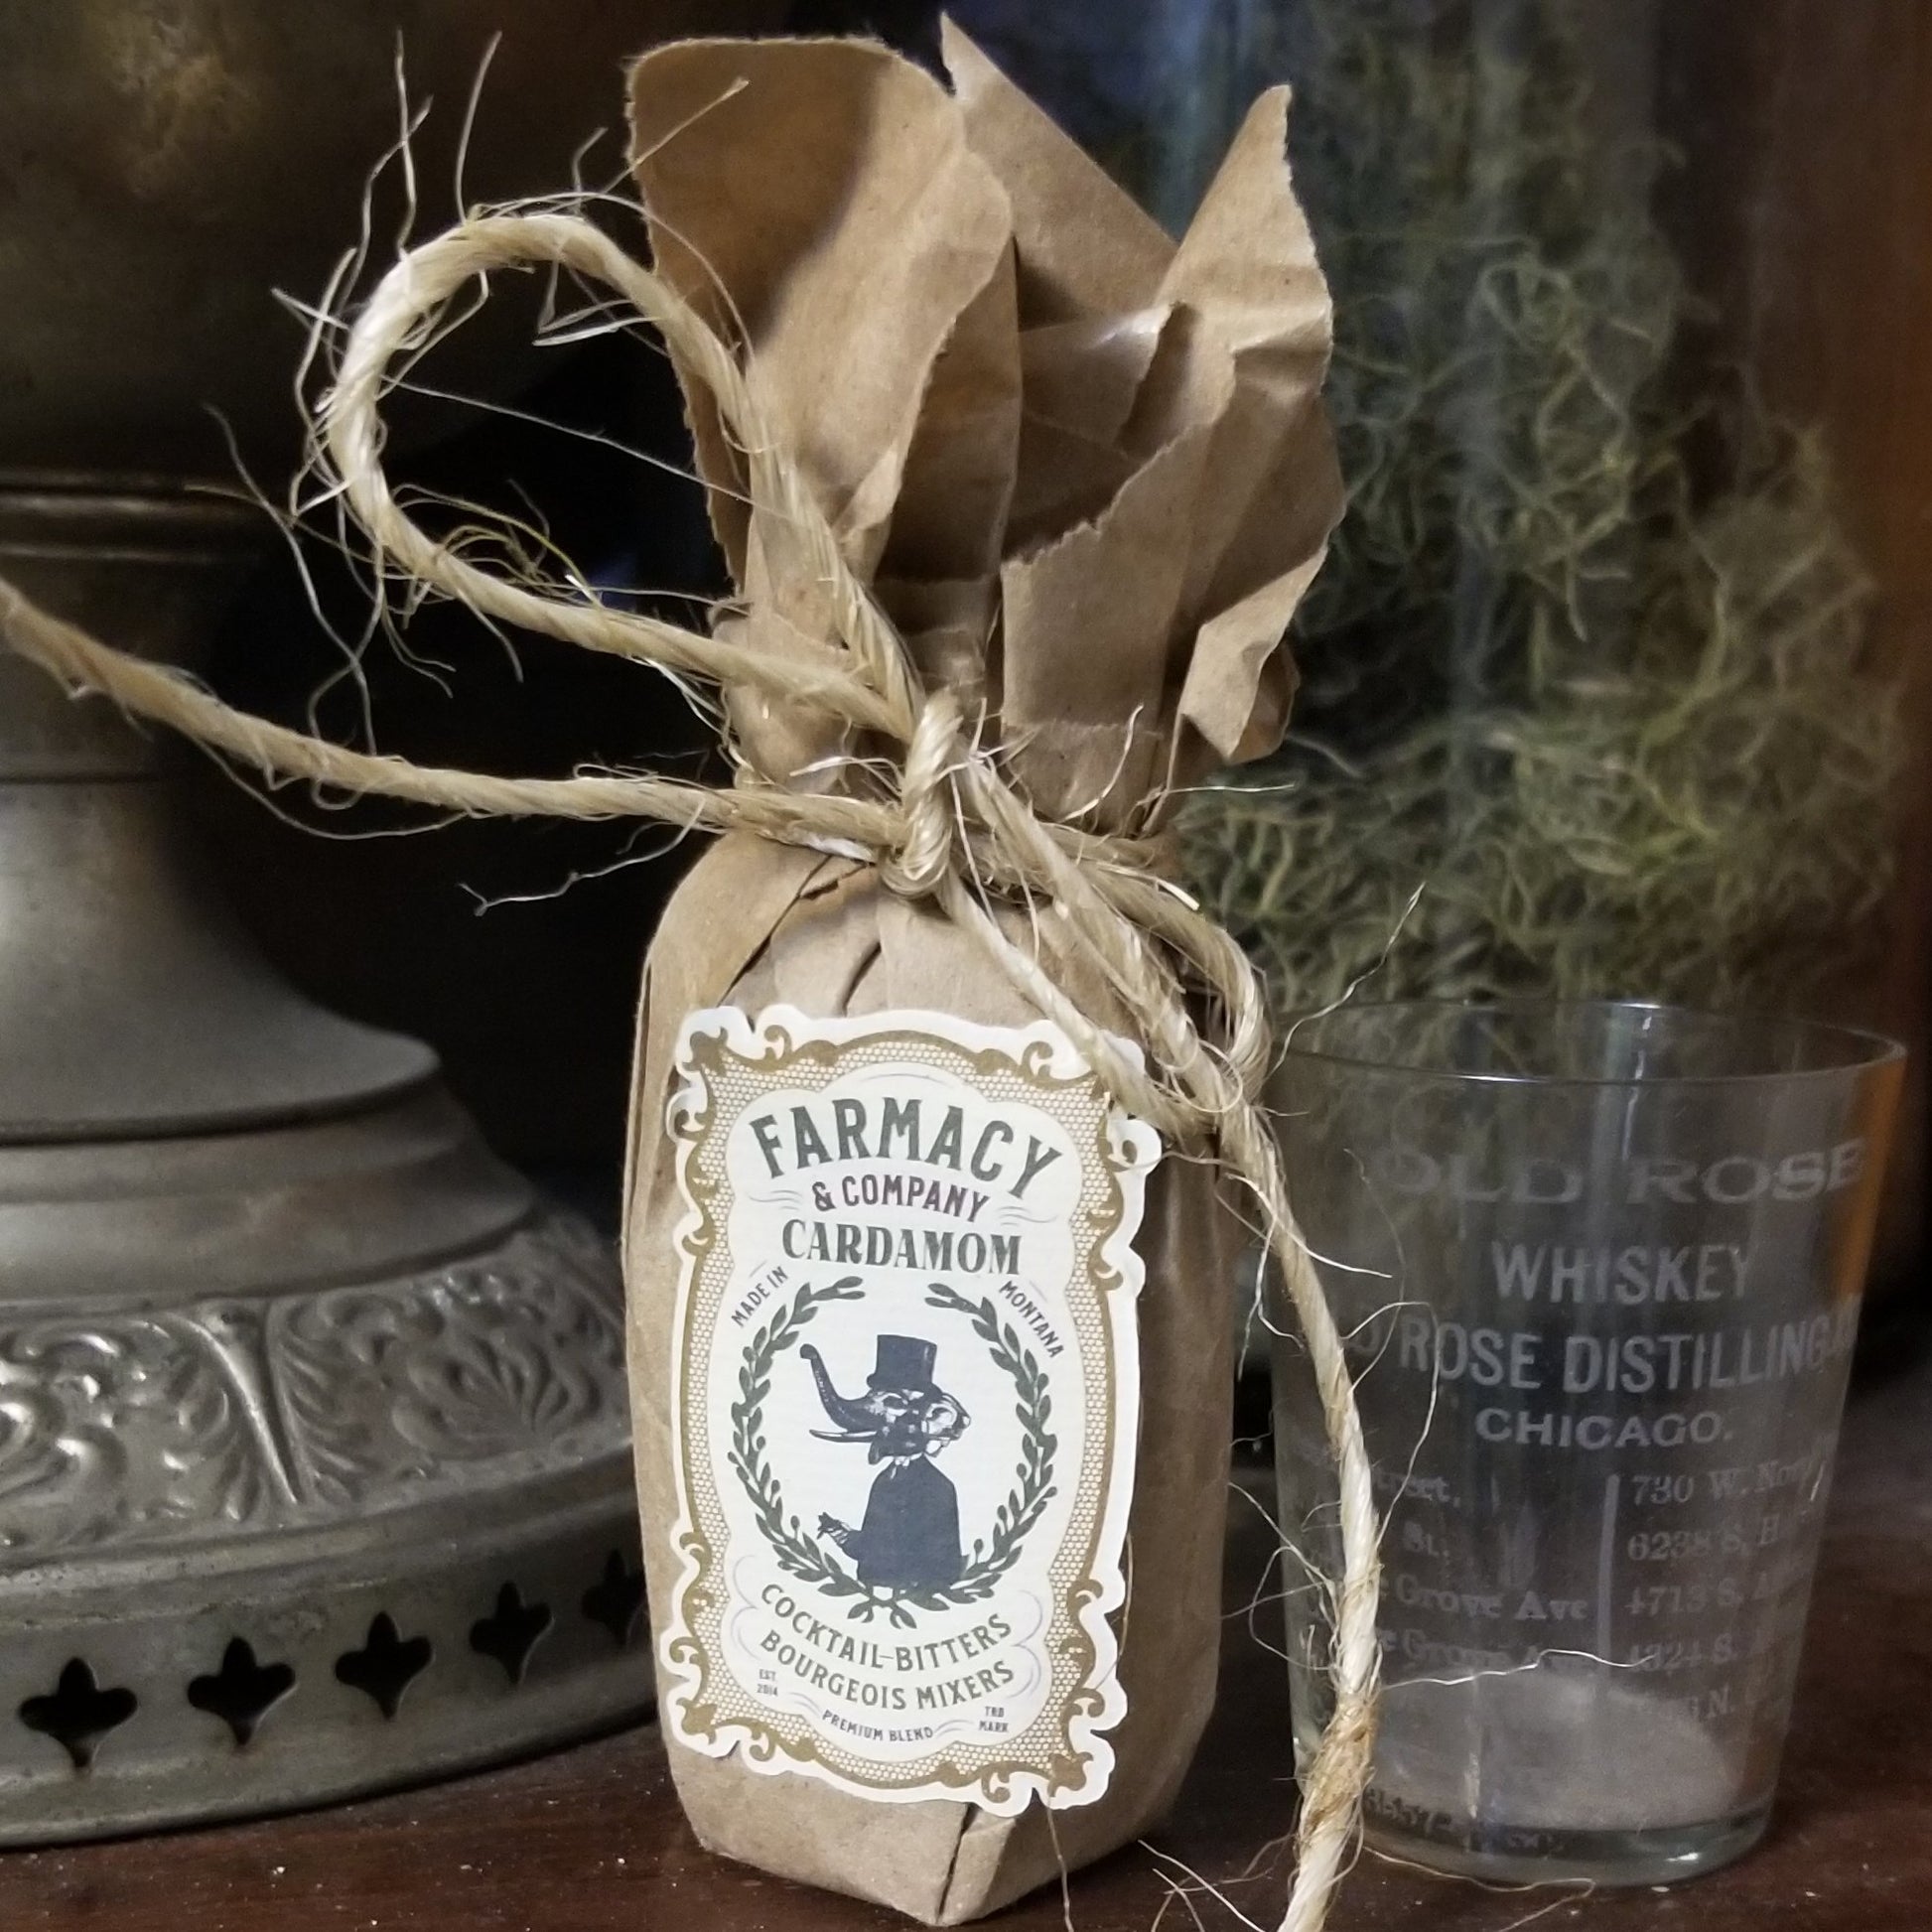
[621,26,1342,1922]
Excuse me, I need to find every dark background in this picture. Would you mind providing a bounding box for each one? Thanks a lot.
[185,330,721,1198]
[184,0,943,1209]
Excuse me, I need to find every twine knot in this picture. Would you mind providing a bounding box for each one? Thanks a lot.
[879,690,963,901]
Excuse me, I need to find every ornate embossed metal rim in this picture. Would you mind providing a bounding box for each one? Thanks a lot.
[0,1209,655,1844]
[0,1213,631,1559]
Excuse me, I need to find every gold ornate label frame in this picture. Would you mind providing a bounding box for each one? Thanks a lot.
[659,1006,1157,1811]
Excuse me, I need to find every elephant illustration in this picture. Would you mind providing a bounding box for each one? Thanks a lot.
[801,1333,970,1590]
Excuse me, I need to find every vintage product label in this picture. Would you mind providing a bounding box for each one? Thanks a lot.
[659,1005,1158,1811]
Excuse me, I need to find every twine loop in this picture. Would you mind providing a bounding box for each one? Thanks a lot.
[0,206,1379,1932]
[878,690,964,902]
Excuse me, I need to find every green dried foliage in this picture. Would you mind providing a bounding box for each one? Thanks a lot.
[1177,0,1900,1013]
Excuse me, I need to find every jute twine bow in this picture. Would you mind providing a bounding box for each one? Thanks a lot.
[0,209,1379,1932]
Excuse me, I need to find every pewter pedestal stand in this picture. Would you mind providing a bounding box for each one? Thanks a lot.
[0,487,646,1841]
[0,0,801,1840]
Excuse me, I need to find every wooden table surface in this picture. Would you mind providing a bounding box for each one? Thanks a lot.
[5,1362,1930,1932]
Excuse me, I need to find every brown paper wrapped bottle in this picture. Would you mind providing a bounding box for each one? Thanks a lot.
[617,26,1345,1923]
[626,841,1242,1920]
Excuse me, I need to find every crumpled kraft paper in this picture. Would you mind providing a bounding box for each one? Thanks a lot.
[621,22,1341,1921]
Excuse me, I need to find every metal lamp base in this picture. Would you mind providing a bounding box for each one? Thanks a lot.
[0,486,649,1842]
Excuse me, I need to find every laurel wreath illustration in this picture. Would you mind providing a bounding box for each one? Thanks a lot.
[727,1276,1058,1629]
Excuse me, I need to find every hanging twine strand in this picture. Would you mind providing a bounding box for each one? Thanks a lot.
[0,207,1379,1932]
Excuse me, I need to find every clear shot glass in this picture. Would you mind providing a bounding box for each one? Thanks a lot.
[1267,1002,1903,1886]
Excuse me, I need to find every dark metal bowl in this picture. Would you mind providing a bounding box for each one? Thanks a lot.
[0,0,781,478]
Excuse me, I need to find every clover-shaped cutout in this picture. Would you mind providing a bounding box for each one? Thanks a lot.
[335,1613,432,1720]
[189,1638,296,1746]
[470,1584,553,1686]
[581,1550,645,1648]
[20,1659,138,1771]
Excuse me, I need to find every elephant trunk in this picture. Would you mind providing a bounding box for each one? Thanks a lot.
[799,1343,876,1434]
